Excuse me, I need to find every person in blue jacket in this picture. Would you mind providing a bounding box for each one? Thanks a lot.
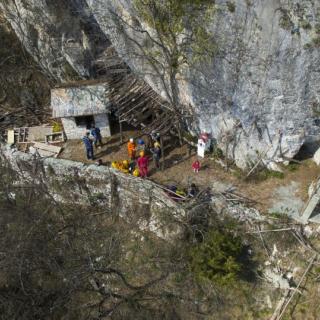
[82,131,94,160]
[91,125,102,148]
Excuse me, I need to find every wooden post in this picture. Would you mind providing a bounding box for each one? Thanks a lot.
[160,136,165,171]
[178,123,183,146]
[188,143,192,157]
[119,119,123,145]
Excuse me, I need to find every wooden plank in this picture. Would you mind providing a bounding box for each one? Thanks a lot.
[29,126,52,141]
[7,129,15,144]
[45,131,64,143]
[160,136,165,171]
[37,149,57,158]
[33,142,62,154]
[300,192,320,223]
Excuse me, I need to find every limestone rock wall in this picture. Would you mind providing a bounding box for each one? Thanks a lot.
[0,0,110,81]
[1,147,183,239]
[1,0,320,168]
[89,0,320,168]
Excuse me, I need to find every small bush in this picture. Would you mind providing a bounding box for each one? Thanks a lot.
[52,121,62,133]
[46,164,55,176]
[265,170,285,179]
[312,36,320,47]
[233,167,244,179]
[304,42,313,49]
[279,11,293,30]
[246,168,284,182]
[268,211,291,224]
[226,1,236,13]
[189,229,244,286]
[211,146,224,159]
[287,163,299,172]
[300,20,312,30]
[88,192,106,206]
[182,131,198,144]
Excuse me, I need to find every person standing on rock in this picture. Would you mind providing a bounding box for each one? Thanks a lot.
[82,131,94,160]
[91,125,102,149]
[137,151,149,178]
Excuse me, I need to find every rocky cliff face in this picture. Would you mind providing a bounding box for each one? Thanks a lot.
[0,13,50,131]
[1,0,320,168]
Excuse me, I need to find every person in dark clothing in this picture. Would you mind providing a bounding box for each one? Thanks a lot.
[151,130,160,142]
[150,141,161,169]
[91,125,102,148]
[128,160,136,174]
[82,132,94,160]
[188,183,198,198]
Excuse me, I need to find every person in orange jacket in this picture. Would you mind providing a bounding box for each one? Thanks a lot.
[127,138,136,160]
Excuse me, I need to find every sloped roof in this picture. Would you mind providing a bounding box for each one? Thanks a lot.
[51,83,111,118]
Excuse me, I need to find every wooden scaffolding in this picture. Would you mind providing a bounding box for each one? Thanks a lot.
[104,74,180,169]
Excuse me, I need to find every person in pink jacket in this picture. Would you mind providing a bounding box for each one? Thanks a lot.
[192,160,201,173]
[137,151,149,178]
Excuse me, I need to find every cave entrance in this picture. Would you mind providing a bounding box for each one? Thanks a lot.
[294,142,320,161]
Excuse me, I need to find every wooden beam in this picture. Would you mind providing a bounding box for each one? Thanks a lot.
[119,118,123,144]
[160,136,165,171]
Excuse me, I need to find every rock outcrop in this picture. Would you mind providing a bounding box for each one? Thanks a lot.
[1,0,320,168]
[0,145,185,239]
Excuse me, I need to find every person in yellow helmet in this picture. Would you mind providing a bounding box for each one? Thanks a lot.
[151,141,161,169]
[137,151,149,178]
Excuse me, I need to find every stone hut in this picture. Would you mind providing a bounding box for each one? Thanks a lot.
[51,81,111,140]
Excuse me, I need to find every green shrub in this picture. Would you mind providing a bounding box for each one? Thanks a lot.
[265,170,285,179]
[189,229,244,286]
[287,163,299,172]
[312,36,320,47]
[268,211,291,223]
[304,42,313,49]
[300,20,312,30]
[89,192,105,204]
[226,1,235,13]
[211,146,224,159]
[246,168,284,182]
[279,11,293,30]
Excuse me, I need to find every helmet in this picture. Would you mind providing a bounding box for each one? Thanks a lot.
[139,151,145,157]
[154,142,160,148]
[129,138,134,143]
[137,139,145,145]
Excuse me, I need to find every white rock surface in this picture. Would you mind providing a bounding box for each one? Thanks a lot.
[313,147,320,165]
[264,268,290,290]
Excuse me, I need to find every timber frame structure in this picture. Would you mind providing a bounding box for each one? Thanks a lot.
[94,47,181,138]
[106,72,181,169]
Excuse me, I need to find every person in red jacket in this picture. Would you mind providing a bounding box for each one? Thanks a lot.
[137,151,149,178]
[192,160,201,173]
